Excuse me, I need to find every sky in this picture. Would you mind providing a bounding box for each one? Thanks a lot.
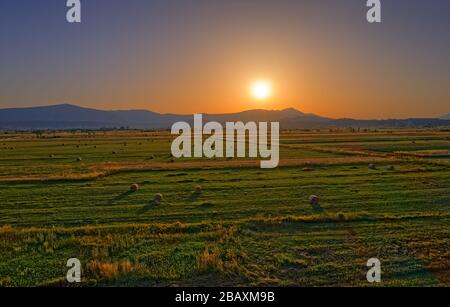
[0,0,449,119]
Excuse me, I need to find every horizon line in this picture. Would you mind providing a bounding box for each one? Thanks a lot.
[0,102,448,121]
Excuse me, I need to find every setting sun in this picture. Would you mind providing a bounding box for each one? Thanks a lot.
[250,81,272,100]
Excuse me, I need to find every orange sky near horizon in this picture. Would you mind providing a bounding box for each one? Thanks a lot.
[54,31,449,120]
[1,1,449,119]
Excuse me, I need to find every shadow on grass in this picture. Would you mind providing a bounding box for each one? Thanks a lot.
[188,192,202,202]
[114,190,134,201]
[136,200,160,215]
[313,207,325,213]
[198,202,215,209]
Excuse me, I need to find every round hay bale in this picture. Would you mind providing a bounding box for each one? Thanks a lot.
[387,165,395,171]
[368,163,376,169]
[309,195,319,206]
[309,195,322,211]
[154,193,163,203]
[76,157,82,162]
[112,151,117,155]
[49,154,54,158]
[130,183,139,192]
[195,185,202,193]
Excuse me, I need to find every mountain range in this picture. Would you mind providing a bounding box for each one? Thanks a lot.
[0,104,449,130]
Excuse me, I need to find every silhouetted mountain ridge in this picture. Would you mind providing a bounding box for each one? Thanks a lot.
[0,104,448,129]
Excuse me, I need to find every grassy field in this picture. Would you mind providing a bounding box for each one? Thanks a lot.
[0,129,449,287]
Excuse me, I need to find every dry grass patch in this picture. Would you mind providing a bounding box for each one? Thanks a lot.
[86,260,142,279]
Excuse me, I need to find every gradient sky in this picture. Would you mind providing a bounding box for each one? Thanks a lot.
[1,0,449,119]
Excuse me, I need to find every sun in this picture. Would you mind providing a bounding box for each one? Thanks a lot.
[250,81,272,100]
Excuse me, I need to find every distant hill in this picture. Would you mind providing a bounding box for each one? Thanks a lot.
[281,117,450,129]
[0,104,449,130]
[0,104,170,129]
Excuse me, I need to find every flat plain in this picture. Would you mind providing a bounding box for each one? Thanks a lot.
[0,129,449,286]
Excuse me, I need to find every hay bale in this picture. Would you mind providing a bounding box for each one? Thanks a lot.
[76,157,82,162]
[309,195,321,210]
[154,193,163,203]
[49,154,54,158]
[387,165,395,171]
[112,151,117,155]
[195,185,202,194]
[368,163,376,169]
[130,183,139,192]
[309,195,319,205]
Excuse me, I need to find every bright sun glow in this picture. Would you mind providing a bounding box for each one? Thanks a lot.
[250,81,272,100]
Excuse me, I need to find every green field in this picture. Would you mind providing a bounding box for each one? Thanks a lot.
[0,129,449,287]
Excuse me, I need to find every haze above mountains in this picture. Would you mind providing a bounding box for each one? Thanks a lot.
[0,104,449,130]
